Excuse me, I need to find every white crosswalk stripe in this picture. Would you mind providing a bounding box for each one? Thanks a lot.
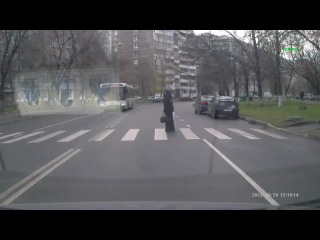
[90,129,115,141]
[250,128,288,139]
[154,129,167,140]
[0,127,289,144]
[57,130,90,142]
[0,132,24,140]
[205,128,231,139]
[121,129,139,141]
[28,131,66,143]
[179,128,200,140]
[228,128,260,139]
[1,131,45,144]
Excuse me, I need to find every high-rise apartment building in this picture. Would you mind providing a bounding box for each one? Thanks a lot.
[116,30,197,98]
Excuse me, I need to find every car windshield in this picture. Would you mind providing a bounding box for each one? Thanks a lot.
[0,30,319,210]
[201,96,212,101]
[218,100,237,107]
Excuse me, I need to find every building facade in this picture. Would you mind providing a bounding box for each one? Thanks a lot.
[117,30,197,98]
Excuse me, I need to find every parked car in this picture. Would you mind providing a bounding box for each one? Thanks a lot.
[153,96,163,103]
[207,96,239,119]
[263,92,273,99]
[194,95,214,114]
[180,97,193,101]
[147,96,155,100]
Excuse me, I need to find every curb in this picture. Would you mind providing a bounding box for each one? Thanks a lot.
[239,115,320,141]
[0,114,41,126]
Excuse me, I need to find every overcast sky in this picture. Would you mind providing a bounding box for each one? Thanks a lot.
[194,30,246,37]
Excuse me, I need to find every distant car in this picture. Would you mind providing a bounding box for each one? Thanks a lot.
[207,96,239,119]
[153,96,163,103]
[194,95,214,114]
[263,92,273,99]
[180,97,193,101]
[147,96,155,100]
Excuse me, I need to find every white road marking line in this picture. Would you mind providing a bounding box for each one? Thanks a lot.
[203,139,279,206]
[180,119,184,122]
[1,149,81,205]
[1,131,45,144]
[34,115,94,131]
[57,130,90,142]
[205,128,232,139]
[105,106,144,129]
[121,129,139,141]
[250,128,288,139]
[154,129,168,140]
[180,128,200,140]
[90,129,115,141]
[28,131,66,143]
[0,149,74,202]
[228,128,260,139]
[187,125,191,128]
[0,132,24,140]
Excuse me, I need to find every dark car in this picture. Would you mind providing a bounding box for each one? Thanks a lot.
[194,95,214,114]
[207,96,239,119]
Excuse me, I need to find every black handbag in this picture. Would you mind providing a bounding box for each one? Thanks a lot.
[160,113,167,123]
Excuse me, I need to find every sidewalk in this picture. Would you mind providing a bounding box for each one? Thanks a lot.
[0,112,40,126]
[0,105,102,126]
[240,116,320,141]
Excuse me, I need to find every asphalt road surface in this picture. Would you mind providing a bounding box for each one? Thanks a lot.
[0,102,319,209]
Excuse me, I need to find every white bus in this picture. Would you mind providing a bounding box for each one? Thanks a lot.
[98,83,136,112]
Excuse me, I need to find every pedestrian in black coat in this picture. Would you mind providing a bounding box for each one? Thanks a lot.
[163,90,175,132]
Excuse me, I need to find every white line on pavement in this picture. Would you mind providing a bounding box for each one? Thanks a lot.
[0,132,24,140]
[187,125,191,128]
[1,131,45,144]
[180,128,200,140]
[250,128,288,139]
[121,129,139,141]
[180,119,184,122]
[154,129,168,140]
[57,130,90,142]
[1,149,81,205]
[34,114,94,131]
[90,129,115,141]
[228,128,260,139]
[205,128,231,139]
[203,139,279,206]
[0,149,75,202]
[28,131,66,143]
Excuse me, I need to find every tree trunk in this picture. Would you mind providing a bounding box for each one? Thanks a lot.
[275,30,283,107]
[252,31,264,106]
[243,67,249,101]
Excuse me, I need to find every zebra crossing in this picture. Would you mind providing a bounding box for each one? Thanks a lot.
[0,127,288,145]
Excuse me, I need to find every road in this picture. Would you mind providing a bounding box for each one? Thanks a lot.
[0,101,319,209]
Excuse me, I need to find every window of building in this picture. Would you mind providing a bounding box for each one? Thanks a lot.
[134,43,138,49]
[134,51,138,57]
[134,35,138,41]
[134,59,139,65]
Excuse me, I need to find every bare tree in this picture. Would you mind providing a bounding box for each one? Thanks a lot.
[41,30,95,94]
[284,31,320,97]
[0,30,27,110]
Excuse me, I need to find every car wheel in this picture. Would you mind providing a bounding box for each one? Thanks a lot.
[194,107,198,114]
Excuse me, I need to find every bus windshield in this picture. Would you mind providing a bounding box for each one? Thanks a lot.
[100,87,125,101]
